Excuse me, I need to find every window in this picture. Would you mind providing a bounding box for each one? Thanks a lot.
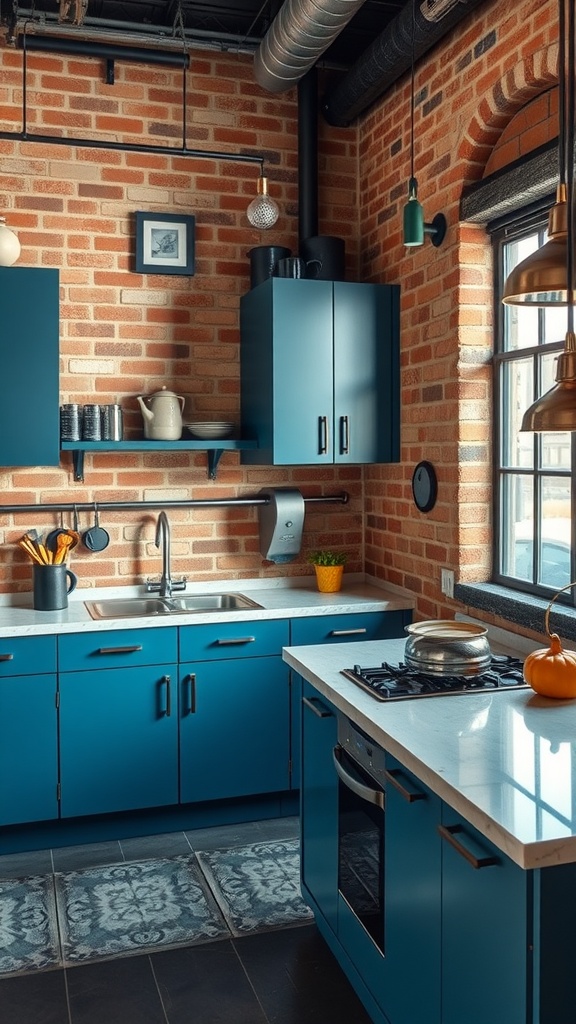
[493,208,575,604]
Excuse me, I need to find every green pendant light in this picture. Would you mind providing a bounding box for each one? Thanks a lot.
[402,0,446,249]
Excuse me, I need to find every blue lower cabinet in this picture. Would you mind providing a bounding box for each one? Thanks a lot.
[0,672,58,825]
[179,656,290,804]
[300,682,339,932]
[59,665,179,817]
[290,673,302,790]
[290,610,410,647]
[440,808,529,1024]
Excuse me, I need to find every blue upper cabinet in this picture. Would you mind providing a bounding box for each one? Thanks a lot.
[240,278,400,466]
[0,267,60,468]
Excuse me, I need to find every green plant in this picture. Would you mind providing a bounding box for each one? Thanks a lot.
[307,550,348,567]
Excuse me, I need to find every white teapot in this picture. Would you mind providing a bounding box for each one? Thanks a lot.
[137,386,185,440]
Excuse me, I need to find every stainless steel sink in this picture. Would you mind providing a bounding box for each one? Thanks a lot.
[84,592,263,620]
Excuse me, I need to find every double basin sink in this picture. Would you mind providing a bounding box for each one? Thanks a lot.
[85,593,263,620]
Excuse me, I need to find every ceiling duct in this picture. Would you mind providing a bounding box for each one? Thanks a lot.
[254,0,367,93]
[323,0,487,125]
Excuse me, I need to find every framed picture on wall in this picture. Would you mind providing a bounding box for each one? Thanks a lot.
[135,212,195,275]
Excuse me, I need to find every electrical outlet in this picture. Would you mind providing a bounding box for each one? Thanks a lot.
[441,569,454,598]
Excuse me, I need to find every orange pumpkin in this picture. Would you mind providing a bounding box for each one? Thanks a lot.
[523,633,576,699]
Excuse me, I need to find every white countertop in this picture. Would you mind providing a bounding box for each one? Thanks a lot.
[0,575,414,638]
[283,637,576,871]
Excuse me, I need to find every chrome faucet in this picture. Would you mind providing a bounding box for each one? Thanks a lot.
[146,511,186,598]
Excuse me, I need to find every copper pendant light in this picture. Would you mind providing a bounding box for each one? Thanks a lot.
[503,0,570,306]
[521,0,576,431]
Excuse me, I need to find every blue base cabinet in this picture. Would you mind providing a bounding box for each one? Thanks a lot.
[240,278,400,466]
[0,636,58,825]
[300,683,576,1024]
[179,619,291,804]
[300,681,339,933]
[440,807,529,1024]
[58,628,179,818]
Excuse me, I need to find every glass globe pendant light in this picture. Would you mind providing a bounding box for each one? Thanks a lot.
[247,171,279,230]
[0,216,21,266]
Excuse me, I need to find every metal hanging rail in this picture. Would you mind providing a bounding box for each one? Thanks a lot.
[0,31,265,173]
[0,492,349,515]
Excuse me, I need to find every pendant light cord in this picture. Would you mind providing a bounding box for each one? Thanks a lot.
[410,0,416,183]
[566,0,575,326]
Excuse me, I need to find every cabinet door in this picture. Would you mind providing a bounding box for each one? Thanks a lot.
[180,656,290,804]
[380,755,442,1024]
[241,279,334,465]
[300,682,339,932]
[334,281,400,464]
[0,673,58,825]
[440,807,529,1024]
[0,267,60,467]
[59,665,178,817]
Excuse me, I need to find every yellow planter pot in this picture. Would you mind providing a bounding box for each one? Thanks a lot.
[314,565,344,593]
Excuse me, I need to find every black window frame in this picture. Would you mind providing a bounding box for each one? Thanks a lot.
[491,199,576,608]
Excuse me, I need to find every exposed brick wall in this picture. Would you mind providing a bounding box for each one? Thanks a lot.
[0,41,361,593]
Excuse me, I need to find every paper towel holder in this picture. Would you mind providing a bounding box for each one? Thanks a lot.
[258,487,305,563]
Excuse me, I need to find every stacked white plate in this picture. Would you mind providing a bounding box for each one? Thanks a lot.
[185,421,234,440]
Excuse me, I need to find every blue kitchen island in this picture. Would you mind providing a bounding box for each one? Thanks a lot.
[283,637,576,1024]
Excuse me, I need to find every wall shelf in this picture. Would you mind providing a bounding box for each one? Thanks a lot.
[61,439,258,481]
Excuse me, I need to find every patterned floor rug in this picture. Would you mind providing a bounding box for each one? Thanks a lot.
[195,838,313,937]
[0,874,60,977]
[54,856,229,966]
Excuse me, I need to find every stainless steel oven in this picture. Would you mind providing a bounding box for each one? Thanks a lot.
[334,716,386,955]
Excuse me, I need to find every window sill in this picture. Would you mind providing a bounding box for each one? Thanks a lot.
[454,582,576,643]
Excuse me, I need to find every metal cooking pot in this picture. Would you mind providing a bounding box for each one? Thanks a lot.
[404,620,491,676]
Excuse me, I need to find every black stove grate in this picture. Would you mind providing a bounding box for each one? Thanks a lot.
[340,654,528,701]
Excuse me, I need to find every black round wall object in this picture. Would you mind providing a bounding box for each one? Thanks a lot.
[411,461,438,513]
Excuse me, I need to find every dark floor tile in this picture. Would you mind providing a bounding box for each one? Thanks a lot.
[254,817,300,842]
[184,819,264,852]
[52,840,123,873]
[151,940,269,1024]
[0,848,53,879]
[66,956,166,1024]
[234,925,374,1024]
[0,968,70,1024]
[119,831,192,861]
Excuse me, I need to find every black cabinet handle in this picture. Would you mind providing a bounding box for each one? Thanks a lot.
[438,824,499,869]
[0,653,14,662]
[384,768,426,803]
[160,675,171,716]
[98,645,143,655]
[184,673,196,715]
[302,695,333,718]
[318,415,329,455]
[340,415,350,454]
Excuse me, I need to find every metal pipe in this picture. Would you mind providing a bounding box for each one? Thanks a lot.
[0,492,349,515]
[0,130,264,166]
[17,34,190,67]
[298,68,318,244]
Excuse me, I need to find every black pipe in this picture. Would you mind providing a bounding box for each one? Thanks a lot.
[298,68,318,244]
[0,493,349,515]
[0,130,264,165]
[17,33,190,68]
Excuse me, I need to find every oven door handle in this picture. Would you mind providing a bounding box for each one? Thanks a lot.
[333,746,384,809]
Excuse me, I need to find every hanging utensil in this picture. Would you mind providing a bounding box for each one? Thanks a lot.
[53,533,75,564]
[82,502,110,552]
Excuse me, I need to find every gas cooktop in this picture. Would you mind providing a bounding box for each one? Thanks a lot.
[340,654,528,702]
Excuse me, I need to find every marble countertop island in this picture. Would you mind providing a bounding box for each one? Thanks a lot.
[283,636,576,870]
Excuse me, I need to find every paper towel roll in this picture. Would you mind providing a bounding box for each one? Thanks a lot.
[258,488,305,563]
